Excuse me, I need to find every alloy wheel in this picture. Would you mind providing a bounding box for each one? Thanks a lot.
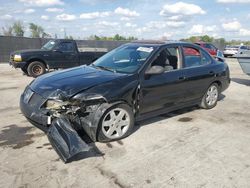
[101,108,130,139]
[206,85,218,106]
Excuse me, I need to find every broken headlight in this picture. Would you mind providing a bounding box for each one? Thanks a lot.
[72,93,107,105]
[46,99,67,110]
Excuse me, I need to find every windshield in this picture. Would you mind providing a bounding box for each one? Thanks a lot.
[41,40,56,50]
[92,44,156,74]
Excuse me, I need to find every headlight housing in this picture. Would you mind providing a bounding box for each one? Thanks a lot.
[46,100,66,110]
[14,54,22,62]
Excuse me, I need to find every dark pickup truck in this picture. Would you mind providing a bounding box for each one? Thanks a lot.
[10,39,107,77]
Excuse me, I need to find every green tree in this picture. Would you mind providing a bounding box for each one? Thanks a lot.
[200,35,214,42]
[94,35,100,40]
[29,23,44,38]
[12,21,24,37]
[64,35,73,39]
[2,25,13,36]
[42,32,51,38]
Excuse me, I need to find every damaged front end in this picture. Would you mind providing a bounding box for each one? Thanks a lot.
[20,88,107,163]
[43,90,108,162]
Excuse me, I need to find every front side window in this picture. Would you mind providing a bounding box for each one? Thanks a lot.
[150,47,181,72]
[92,45,156,74]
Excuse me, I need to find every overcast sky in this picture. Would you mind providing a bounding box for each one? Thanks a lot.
[0,0,250,40]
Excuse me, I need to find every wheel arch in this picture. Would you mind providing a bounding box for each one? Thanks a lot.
[27,58,48,69]
[211,80,222,92]
[94,100,133,141]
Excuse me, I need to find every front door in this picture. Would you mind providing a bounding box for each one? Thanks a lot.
[139,45,188,114]
[50,41,79,68]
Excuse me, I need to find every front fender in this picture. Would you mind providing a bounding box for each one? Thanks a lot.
[79,101,124,141]
[78,74,139,106]
[26,55,48,65]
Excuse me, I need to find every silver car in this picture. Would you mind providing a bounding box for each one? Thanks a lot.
[237,45,250,55]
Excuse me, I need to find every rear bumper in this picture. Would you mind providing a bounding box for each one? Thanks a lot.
[9,61,27,69]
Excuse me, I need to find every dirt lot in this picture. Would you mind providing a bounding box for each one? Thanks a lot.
[0,58,250,188]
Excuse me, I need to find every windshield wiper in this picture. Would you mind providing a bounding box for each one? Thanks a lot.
[91,64,116,73]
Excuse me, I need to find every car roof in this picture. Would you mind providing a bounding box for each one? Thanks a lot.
[194,42,212,44]
[129,40,189,47]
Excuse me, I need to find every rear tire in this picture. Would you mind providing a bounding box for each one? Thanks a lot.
[200,83,219,109]
[27,61,46,78]
[97,103,134,142]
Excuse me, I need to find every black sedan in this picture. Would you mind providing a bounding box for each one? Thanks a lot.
[20,41,230,143]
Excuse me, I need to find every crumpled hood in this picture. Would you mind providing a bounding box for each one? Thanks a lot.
[29,66,127,98]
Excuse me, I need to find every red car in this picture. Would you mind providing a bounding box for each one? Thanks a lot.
[195,42,218,57]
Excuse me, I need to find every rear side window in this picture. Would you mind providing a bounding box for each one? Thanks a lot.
[183,47,201,68]
[201,51,212,65]
[183,47,211,68]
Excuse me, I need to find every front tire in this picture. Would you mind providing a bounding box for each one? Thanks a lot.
[200,83,219,109]
[27,61,46,78]
[97,104,134,142]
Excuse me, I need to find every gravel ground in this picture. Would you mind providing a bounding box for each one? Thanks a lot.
[0,58,250,188]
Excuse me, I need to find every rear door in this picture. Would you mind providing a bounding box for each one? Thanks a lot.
[51,41,79,68]
[181,45,215,102]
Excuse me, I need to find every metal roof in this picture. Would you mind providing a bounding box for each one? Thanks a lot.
[130,40,188,46]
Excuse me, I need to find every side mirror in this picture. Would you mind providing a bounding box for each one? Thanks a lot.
[145,65,165,75]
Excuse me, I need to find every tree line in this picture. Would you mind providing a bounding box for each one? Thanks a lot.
[1,22,250,45]
[181,35,250,46]
[1,21,51,38]
[87,34,137,41]
[1,21,137,41]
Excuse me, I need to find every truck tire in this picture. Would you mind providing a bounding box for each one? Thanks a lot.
[27,61,46,78]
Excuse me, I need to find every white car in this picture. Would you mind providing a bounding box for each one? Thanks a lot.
[237,45,250,55]
[223,45,239,57]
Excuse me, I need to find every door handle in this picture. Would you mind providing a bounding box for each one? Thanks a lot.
[178,76,186,80]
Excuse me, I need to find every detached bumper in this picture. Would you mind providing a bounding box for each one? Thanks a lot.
[9,61,26,69]
[47,117,95,163]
